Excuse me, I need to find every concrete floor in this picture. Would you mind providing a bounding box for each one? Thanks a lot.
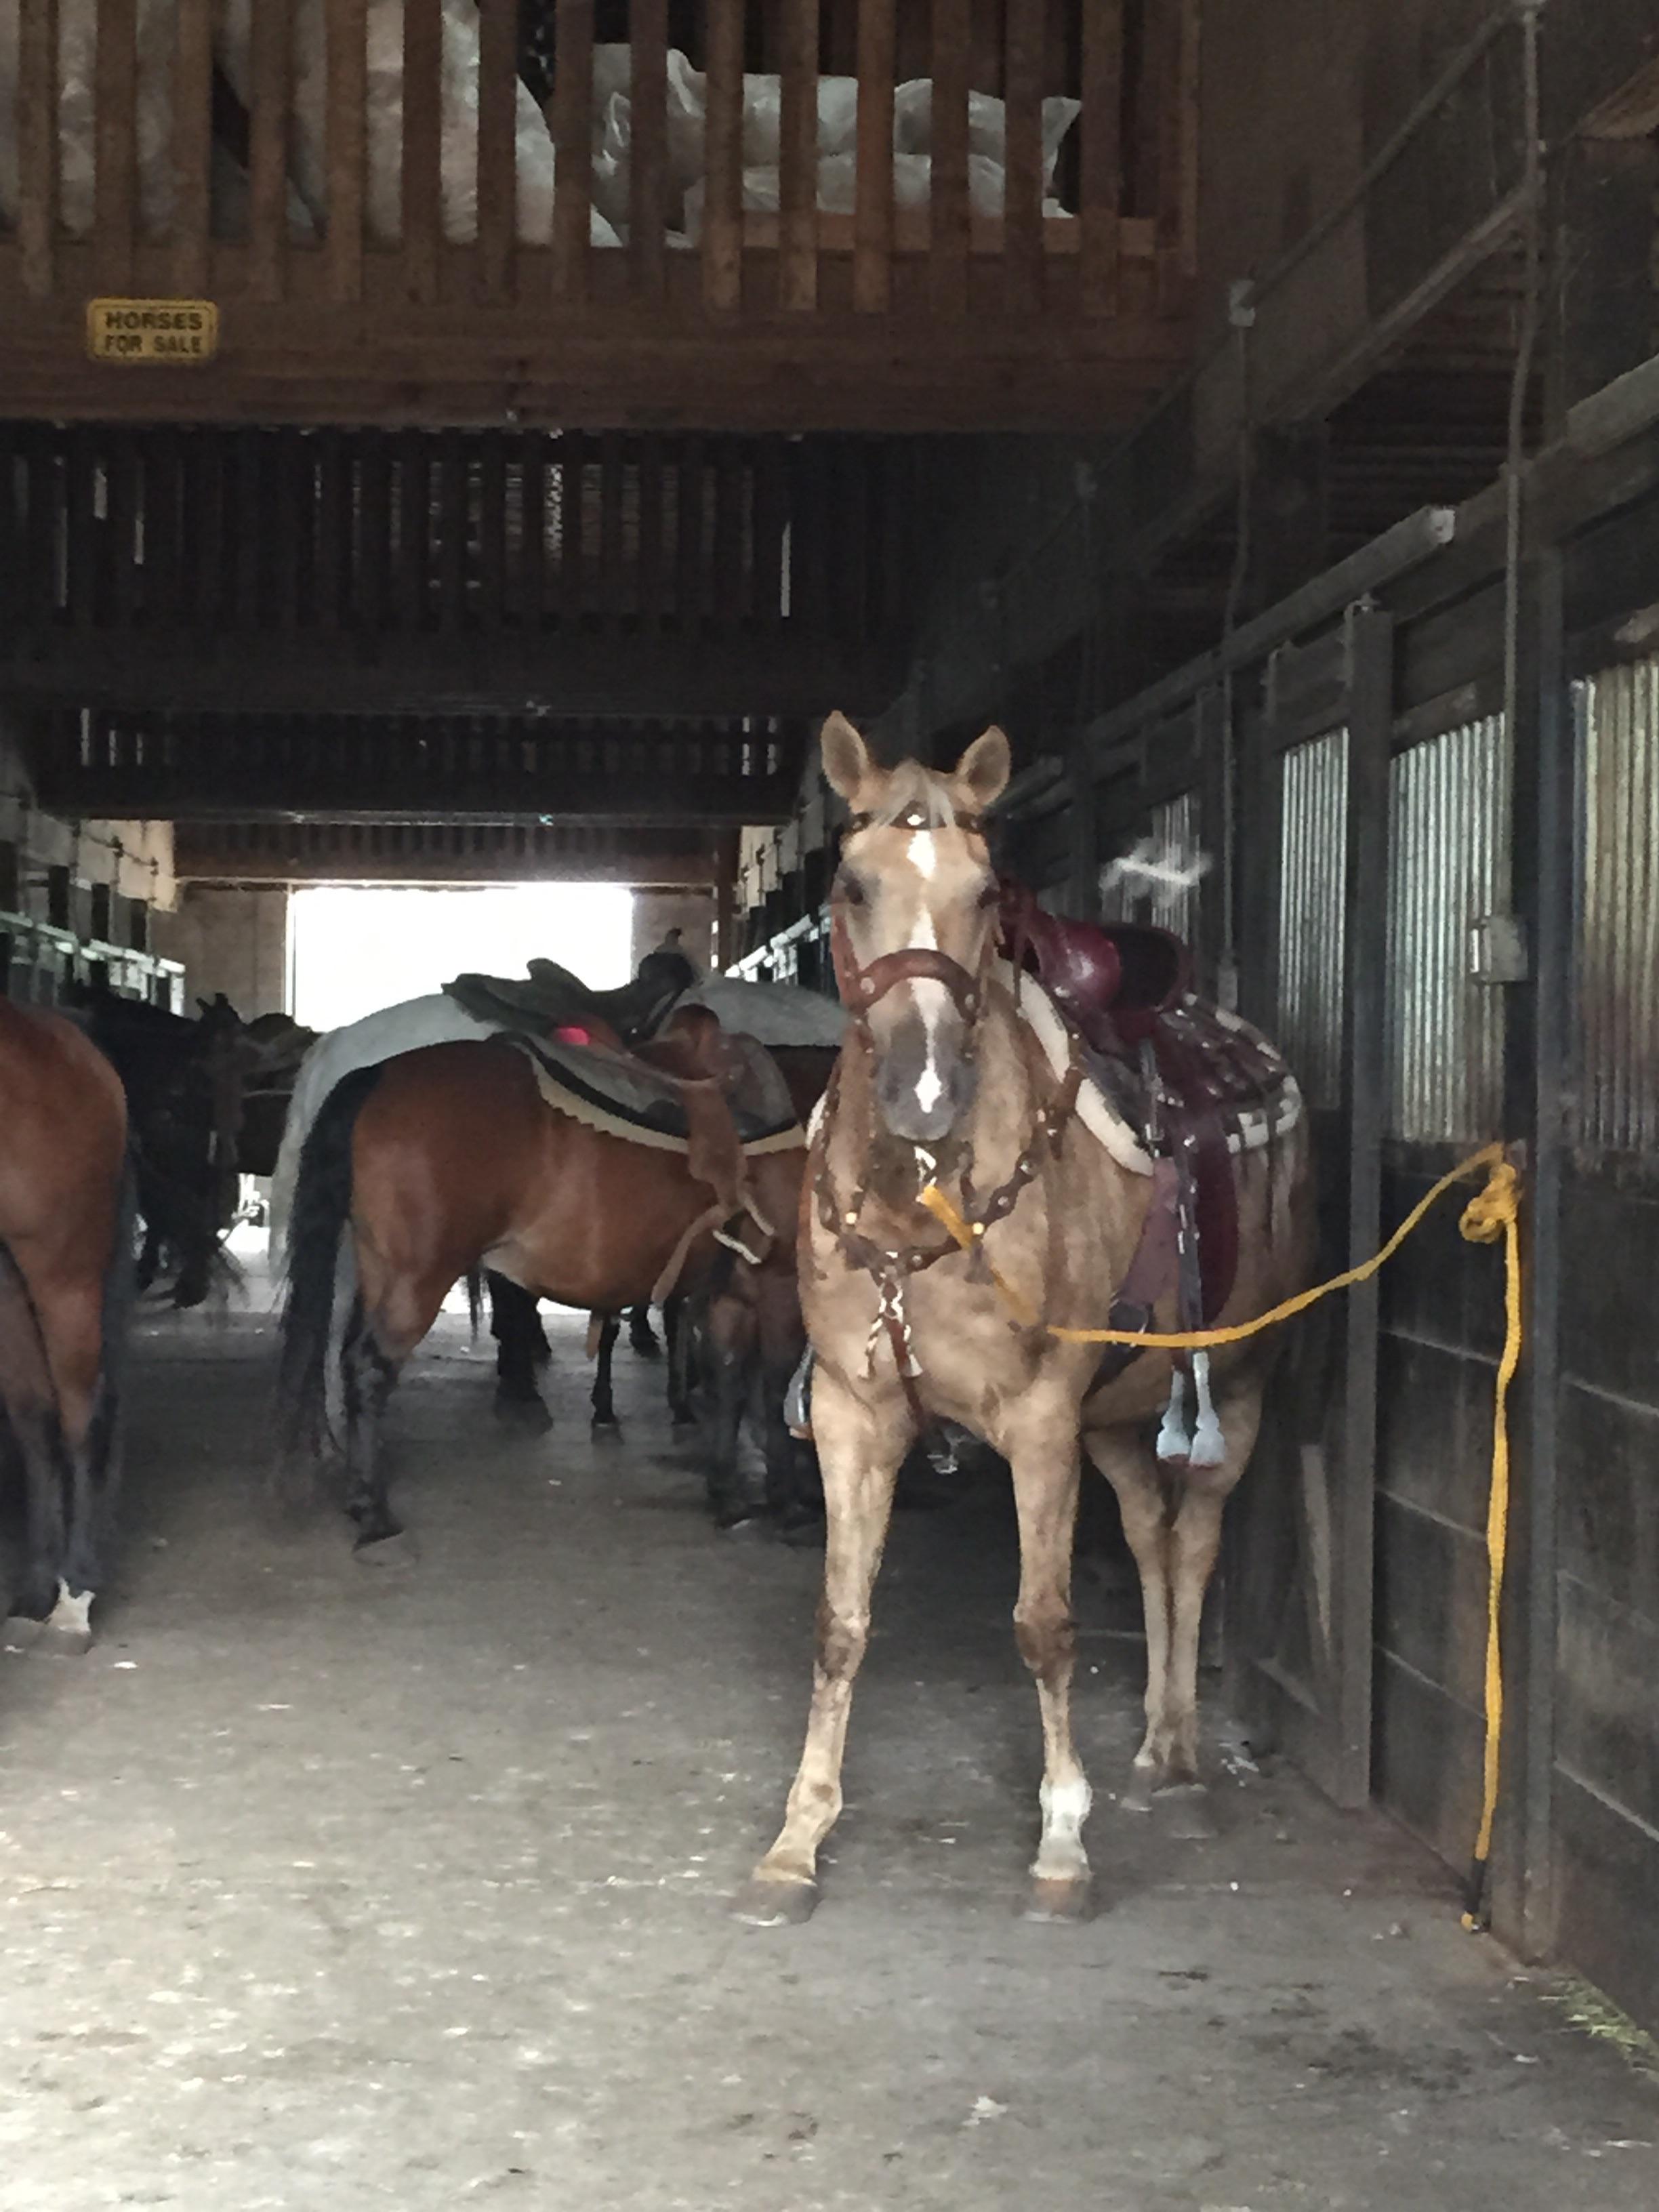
[2,1282,1657,2212]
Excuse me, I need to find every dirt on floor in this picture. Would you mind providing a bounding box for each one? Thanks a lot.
[1,1282,1656,2212]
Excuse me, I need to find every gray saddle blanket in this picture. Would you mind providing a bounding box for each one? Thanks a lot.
[516,1029,799,1147]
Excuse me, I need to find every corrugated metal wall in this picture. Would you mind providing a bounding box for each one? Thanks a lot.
[1385,716,1510,1143]
[1099,790,1202,939]
[1575,660,1659,1155]
[1277,728,1348,1110]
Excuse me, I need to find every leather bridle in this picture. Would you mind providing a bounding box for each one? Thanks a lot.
[828,804,990,1032]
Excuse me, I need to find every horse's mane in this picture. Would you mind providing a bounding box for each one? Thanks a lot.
[860,760,962,830]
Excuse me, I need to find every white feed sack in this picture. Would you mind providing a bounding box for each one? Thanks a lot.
[218,0,618,247]
[0,0,178,236]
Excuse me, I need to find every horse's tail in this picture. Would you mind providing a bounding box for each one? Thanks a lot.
[86,1153,140,1493]
[464,1270,485,1338]
[272,1065,382,1507]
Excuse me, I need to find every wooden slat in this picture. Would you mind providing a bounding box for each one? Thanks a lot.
[396,431,430,628]
[853,0,895,312]
[630,0,670,300]
[325,0,368,303]
[1003,0,1047,318]
[552,0,595,304]
[1170,0,1201,291]
[271,431,302,632]
[752,439,789,630]
[558,432,587,627]
[248,0,293,301]
[438,431,468,631]
[778,0,821,312]
[94,0,139,291]
[169,0,214,293]
[521,434,548,629]
[836,439,872,640]
[676,436,705,630]
[1079,0,1122,315]
[234,431,263,632]
[480,431,508,627]
[67,430,99,634]
[712,439,745,626]
[598,432,625,628]
[402,0,444,303]
[314,430,345,634]
[701,0,745,312]
[112,440,143,630]
[636,434,665,628]
[16,0,57,296]
[476,0,518,302]
[930,0,972,316]
[22,438,58,634]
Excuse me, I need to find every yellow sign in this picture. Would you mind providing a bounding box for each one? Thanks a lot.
[87,298,219,364]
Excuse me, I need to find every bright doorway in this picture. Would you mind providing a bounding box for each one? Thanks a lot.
[288,883,635,1031]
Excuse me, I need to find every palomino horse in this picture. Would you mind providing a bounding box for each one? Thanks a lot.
[0,1000,132,1653]
[274,1013,808,1552]
[739,717,1313,1924]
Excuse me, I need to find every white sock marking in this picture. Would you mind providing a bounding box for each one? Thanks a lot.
[1033,1773,1093,1879]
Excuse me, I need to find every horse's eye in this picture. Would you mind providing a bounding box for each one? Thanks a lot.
[838,873,867,909]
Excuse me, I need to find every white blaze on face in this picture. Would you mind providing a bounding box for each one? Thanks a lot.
[906,832,946,1115]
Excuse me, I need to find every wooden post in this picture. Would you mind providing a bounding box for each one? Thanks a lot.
[630,0,670,301]
[779,0,821,312]
[552,0,595,304]
[930,0,972,316]
[476,0,520,302]
[170,0,215,297]
[325,0,368,304]
[94,0,138,293]
[249,0,295,302]
[402,0,444,304]
[853,0,896,313]
[1332,607,1394,1811]
[18,0,59,298]
[1003,0,1047,320]
[1078,0,1122,316]
[702,0,745,312]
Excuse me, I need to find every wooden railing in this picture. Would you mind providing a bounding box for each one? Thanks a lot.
[0,2,1199,430]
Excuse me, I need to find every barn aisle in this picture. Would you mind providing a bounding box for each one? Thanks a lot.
[1,1298,1655,2212]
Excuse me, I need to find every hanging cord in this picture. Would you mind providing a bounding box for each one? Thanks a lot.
[1216,283,1258,1007]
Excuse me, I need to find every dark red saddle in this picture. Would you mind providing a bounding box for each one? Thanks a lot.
[997,877,1288,1357]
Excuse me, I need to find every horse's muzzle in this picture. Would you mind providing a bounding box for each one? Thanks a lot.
[874,1014,979,1145]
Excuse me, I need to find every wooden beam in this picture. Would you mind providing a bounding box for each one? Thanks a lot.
[630,0,670,301]
[173,824,721,888]
[476,0,520,302]
[552,0,595,304]
[853,0,896,312]
[701,0,746,312]
[779,0,822,312]
[325,0,368,303]
[1079,0,1122,316]
[1003,0,1048,321]
[930,0,973,316]
[94,0,138,293]
[169,0,215,296]
[402,0,444,304]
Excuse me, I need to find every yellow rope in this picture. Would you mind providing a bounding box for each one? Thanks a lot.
[917,1140,1523,1929]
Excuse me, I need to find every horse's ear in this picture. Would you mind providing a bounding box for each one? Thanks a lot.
[954,725,1010,811]
[820,712,873,804]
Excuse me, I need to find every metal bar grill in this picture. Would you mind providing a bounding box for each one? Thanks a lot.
[1277,727,1349,1113]
[1574,661,1659,1155]
[1384,715,1510,1144]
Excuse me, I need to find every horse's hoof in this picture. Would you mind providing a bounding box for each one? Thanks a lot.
[715,1507,761,1535]
[630,1332,661,1361]
[494,1390,553,1434]
[2,1614,45,1653]
[590,1418,623,1443]
[37,1621,94,1658]
[1120,1767,1158,1816]
[731,1877,819,1927]
[1157,1783,1218,1841]
[1025,1875,1092,1923]
[353,1530,418,1568]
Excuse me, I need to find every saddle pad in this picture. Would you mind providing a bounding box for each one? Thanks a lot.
[1003,962,1302,1174]
[680,977,848,1048]
[514,1034,805,1157]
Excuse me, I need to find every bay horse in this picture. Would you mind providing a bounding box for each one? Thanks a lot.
[0,1000,132,1653]
[274,1017,808,1553]
[738,717,1313,1925]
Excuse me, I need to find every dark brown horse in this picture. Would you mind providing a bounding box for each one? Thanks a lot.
[274,1020,807,1553]
[0,1001,132,1653]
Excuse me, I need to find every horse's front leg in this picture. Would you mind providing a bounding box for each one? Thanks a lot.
[1003,1392,1092,1919]
[735,1364,910,1925]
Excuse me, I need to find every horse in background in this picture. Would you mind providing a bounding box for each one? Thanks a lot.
[0,1001,133,1654]
[66,981,243,1307]
[274,1010,808,1555]
[740,717,1313,1925]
